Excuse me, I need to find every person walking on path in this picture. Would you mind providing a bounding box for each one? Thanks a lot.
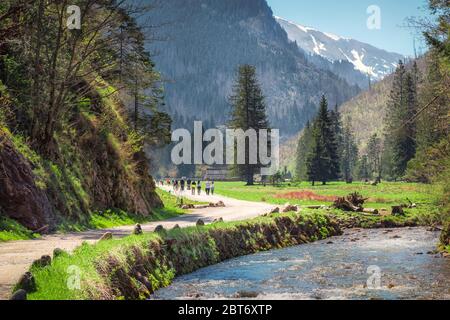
[180,179,185,192]
[191,180,196,195]
[205,181,211,195]
[187,179,191,191]
[211,181,215,195]
[197,180,202,195]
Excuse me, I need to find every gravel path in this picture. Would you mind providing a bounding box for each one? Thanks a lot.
[0,186,274,299]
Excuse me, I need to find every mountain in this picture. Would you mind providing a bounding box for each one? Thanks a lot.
[143,0,360,136]
[276,17,405,87]
[280,57,425,173]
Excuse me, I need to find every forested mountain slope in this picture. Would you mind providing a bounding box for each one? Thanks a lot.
[339,57,427,153]
[144,0,360,136]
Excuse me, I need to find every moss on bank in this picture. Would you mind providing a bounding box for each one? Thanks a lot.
[26,211,341,300]
[0,217,40,242]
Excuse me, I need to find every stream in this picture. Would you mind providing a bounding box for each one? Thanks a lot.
[153,227,450,300]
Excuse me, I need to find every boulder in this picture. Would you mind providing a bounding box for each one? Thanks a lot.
[270,207,280,214]
[215,201,225,207]
[17,272,36,293]
[172,224,180,230]
[196,219,205,226]
[133,223,143,235]
[10,289,27,300]
[154,225,165,233]
[53,248,66,259]
[32,255,51,268]
[282,203,298,213]
[99,232,113,241]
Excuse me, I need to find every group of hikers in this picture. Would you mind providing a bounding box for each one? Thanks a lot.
[159,178,215,196]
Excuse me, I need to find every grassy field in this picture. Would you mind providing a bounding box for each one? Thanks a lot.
[214,181,436,209]
[213,181,445,225]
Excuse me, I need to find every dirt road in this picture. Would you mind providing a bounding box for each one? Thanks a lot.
[0,187,274,299]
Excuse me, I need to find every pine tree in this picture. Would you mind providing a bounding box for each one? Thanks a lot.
[340,122,358,183]
[367,133,383,181]
[306,95,340,185]
[295,121,313,181]
[228,65,270,185]
[383,61,418,179]
[330,104,343,178]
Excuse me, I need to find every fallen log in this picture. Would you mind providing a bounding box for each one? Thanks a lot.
[333,192,366,212]
[362,208,379,215]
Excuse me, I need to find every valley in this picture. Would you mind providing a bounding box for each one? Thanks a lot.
[0,0,448,303]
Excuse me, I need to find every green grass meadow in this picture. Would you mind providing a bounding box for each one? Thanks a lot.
[214,181,437,209]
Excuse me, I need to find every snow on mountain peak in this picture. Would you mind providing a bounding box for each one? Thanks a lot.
[275,16,404,81]
[323,32,342,41]
[274,16,316,33]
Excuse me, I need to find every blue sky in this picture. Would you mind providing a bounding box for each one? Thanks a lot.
[266,0,431,56]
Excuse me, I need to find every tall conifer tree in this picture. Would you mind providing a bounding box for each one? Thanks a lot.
[306,95,340,185]
[229,65,269,185]
[384,61,418,179]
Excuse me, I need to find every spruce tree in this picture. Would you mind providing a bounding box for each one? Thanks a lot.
[384,61,418,179]
[367,133,383,181]
[306,95,340,185]
[340,122,358,183]
[228,65,269,185]
[295,121,313,181]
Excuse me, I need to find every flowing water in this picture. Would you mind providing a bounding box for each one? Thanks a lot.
[153,227,450,300]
